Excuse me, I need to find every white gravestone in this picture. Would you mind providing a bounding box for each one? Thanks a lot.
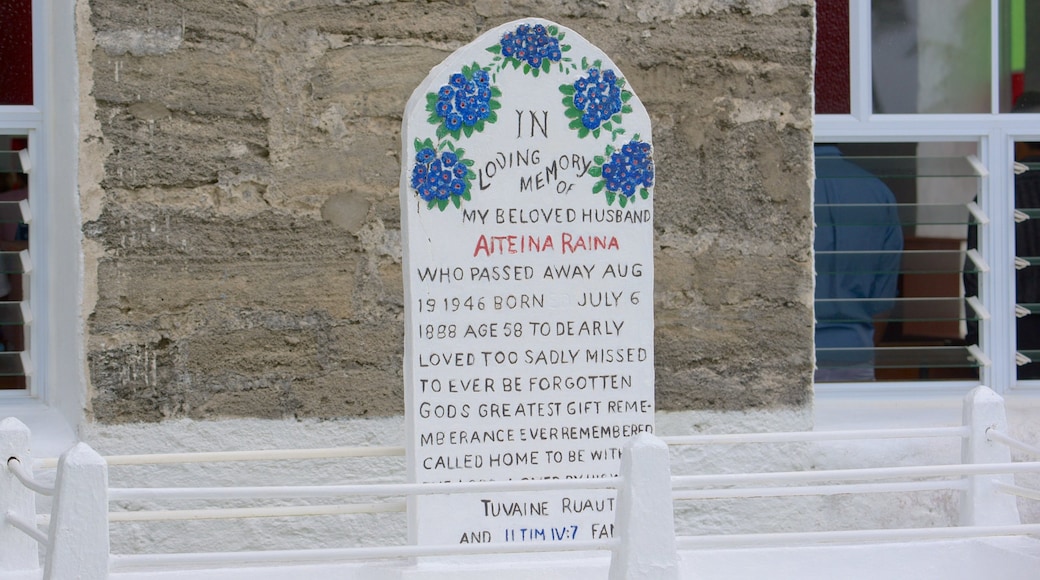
[400,18,655,546]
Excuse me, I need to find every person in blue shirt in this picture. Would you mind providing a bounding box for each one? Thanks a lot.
[814,145,904,381]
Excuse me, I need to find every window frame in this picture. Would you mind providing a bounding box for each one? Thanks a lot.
[814,0,1040,398]
[0,0,83,450]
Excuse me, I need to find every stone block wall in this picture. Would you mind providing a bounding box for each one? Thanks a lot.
[81,0,815,423]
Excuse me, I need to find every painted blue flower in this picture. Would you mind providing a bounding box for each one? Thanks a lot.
[498,23,564,69]
[410,164,428,188]
[571,67,624,131]
[411,147,474,205]
[445,113,463,131]
[602,139,654,198]
[415,148,436,163]
[455,93,471,112]
[581,112,599,130]
[430,66,495,135]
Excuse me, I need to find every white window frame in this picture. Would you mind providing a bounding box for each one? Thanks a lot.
[0,0,82,452]
[814,0,1040,399]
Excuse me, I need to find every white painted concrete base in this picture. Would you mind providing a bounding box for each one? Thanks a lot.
[102,537,1040,580]
[67,401,1040,555]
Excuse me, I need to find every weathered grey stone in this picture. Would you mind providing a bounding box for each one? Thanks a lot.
[83,0,814,422]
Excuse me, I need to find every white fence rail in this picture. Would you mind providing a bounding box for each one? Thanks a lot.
[3,386,1040,579]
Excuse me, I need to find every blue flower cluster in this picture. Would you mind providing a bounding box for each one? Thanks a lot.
[602,140,654,197]
[411,148,469,202]
[500,23,562,68]
[572,68,623,130]
[434,69,493,132]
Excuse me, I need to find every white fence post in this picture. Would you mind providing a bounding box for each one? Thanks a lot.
[44,442,109,580]
[1,417,39,572]
[959,385,1020,526]
[608,433,679,580]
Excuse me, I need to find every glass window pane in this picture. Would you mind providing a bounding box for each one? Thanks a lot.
[0,135,28,390]
[1014,139,1040,379]
[1005,0,1040,110]
[0,0,33,106]
[814,142,982,382]
[816,0,851,114]
[872,0,991,114]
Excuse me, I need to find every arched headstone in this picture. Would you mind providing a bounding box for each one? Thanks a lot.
[400,18,655,546]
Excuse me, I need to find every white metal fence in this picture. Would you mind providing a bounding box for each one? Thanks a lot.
[3,386,1040,579]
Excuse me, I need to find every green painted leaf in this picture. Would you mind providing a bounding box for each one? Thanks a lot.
[589,167,602,178]
[618,195,628,208]
[593,180,605,193]
[562,45,572,52]
[463,125,474,138]
[548,25,559,35]
[578,127,590,138]
[605,191,616,205]
[560,84,576,95]
[488,111,498,123]
[491,86,502,97]
[564,105,581,119]
[463,190,472,201]
[569,118,584,130]
[438,198,449,211]
[541,59,550,73]
[592,128,601,139]
[436,125,448,139]
[427,199,437,210]
[452,195,461,209]
[463,159,474,167]
[640,188,649,200]
[487,45,502,54]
